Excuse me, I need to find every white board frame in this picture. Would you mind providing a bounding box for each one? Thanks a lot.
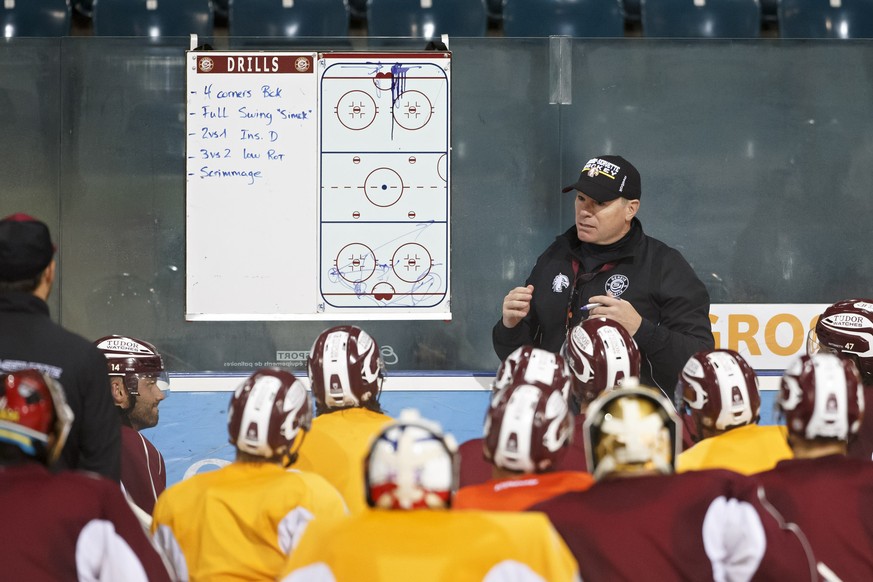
[185,50,452,321]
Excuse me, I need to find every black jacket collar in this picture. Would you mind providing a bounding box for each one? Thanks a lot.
[561,218,643,272]
[0,292,50,316]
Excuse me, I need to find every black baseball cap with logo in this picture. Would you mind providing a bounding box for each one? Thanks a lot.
[0,213,56,282]
[562,155,642,202]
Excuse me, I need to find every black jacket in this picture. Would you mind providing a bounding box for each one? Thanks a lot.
[493,219,714,396]
[0,292,120,480]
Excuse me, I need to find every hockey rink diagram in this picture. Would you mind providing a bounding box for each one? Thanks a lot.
[318,54,451,315]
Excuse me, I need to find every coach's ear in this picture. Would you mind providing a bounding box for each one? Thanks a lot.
[624,198,640,221]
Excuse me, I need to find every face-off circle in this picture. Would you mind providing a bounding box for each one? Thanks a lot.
[392,243,432,283]
[335,243,377,283]
[336,90,378,131]
[363,167,405,207]
[392,90,433,131]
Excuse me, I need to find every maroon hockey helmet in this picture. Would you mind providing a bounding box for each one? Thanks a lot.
[308,325,385,410]
[677,349,760,431]
[491,345,572,400]
[563,317,641,405]
[93,335,169,397]
[0,369,73,464]
[483,372,573,473]
[779,353,864,442]
[227,368,312,464]
[810,299,873,381]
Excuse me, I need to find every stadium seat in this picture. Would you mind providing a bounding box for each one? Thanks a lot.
[73,0,94,18]
[0,0,71,37]
[760,0,777,22]
[92,0,213,38]
[367,0,488,38]
[641,0,761,38]
[779,0,873,38]
[228,0,349,37]
[502,0,625,37]
[213,0,229,21]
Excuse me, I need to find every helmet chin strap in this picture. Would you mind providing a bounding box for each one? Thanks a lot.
[120,378,138,428]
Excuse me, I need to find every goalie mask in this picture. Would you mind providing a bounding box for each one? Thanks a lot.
[227,368,312,465]
[365,409,458,510]
[0,369,73,465]
[584,380,681,480]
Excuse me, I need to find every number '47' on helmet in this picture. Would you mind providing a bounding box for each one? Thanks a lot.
[810,298,873,381]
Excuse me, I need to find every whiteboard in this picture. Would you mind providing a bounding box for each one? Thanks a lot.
[185,51,451,321]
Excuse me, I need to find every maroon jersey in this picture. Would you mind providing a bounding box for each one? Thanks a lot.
[457,437,492,488]
[121,425,166,515]
[848,385,873,461]
[756,455,873,580]
[680,412,701,451]
[0,462,171,580]
[530,469,817,582]
[552,414,588,473]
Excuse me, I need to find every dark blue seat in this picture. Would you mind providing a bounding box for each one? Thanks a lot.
[73,0,95,18]
[641,0,761,38]
[367,0,488,38]
[1,0,71,36]
[779,0,873,38]
[92,0,213,38]
[213,0,229,21]
[503,0,625,37]
[760,0,777,22]
[228,0,349,37]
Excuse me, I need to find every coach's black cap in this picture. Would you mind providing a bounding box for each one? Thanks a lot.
[561,155,642,202]
[0,213,55,282]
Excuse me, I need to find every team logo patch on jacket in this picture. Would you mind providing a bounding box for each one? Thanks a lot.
[552,273,570,293]
[605,274,629,297]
